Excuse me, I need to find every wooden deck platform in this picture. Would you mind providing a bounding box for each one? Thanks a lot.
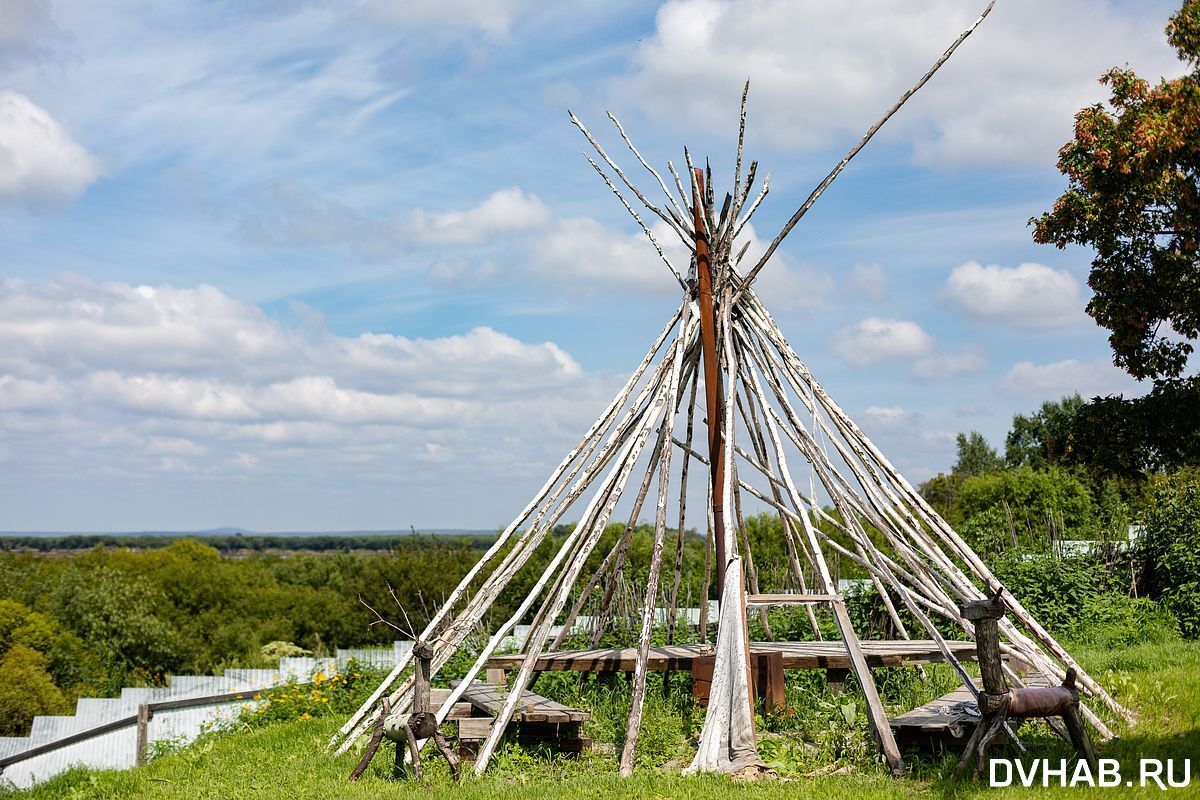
[485,639,979,673]
[452,680,590,723]
[888,671,1052,751]
[889,680,981,751]
[448,680,591,755]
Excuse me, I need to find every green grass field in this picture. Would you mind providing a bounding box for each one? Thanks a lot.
[11,641,1200,800]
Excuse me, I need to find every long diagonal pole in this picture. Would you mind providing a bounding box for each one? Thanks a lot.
[692,167,726,596]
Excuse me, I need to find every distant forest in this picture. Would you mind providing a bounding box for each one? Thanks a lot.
[0,532,497,553]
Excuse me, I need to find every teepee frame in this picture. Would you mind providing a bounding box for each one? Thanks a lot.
[331,0,1133,777]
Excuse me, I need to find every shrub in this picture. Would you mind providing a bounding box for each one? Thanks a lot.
[259,641,312,666]
[1138,470,1200,637]
[236,662,384,730]
[991,551,1102,634]
[958,466,1096,545]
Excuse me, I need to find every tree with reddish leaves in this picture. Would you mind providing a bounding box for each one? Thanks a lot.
[1033,1,1200,477]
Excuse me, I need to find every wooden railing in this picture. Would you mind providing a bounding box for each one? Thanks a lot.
[0,683,310,777]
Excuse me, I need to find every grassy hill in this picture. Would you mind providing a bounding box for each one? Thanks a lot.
[11,640,1199,800]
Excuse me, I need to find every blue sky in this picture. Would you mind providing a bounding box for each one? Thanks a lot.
[0,0,1185,531]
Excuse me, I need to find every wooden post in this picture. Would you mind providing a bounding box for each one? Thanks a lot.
[692,167,725,596]
[754,652,786,713]
[413,641,432,716]
[961,590,1008,696]
[825,668,851,695]
[135,704,151,767]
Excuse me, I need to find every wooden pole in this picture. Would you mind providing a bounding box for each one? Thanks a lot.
[693,167,725,595]
[135,704,150,767]
[735,0,997,300]
[621,301,691,775]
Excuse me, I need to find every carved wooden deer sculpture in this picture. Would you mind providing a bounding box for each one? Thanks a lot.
[348,641,461,782]
[957,588,1098,778]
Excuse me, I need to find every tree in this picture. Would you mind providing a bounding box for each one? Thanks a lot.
[1032,1,1200,384]
[953,431,1003,476]
[1005,394,1085,469]
[0,646,67,735]
[1069,380,1200,477]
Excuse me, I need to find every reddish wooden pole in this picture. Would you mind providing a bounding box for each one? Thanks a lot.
[692,167,725,596]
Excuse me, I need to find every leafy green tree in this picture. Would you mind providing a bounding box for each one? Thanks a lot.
[1032,1,1200,383]
[53,565,187,681]
[0,645,67,735]
[1005,394,1085,469]
[1032,2,1200,479]
[1068,380,1200,477]
[0,598,104,698]
[918,471,968,524]
[953,431,1003,476]
[920,432,1000,521]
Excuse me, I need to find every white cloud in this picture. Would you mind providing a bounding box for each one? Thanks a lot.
[226,453,259,469]
[911,345,988,381]
[862,405,913,429]
[998,357,1141,399]
[527,214,833,306]
[233,182,370,250]
[954,403,991,417]
[0,276,603,485]
[831,318,934,367]
[847,263,887,302]
[0,4,406,187]
[855,404,957,481]
[367,0,536,37]
[752,258,834,313]
[942,261,1086,330]
[618,0,1183,166]
[399,187,551,246]
[527,217,680,297]
[428,256,503,288]
[0,90,100,208]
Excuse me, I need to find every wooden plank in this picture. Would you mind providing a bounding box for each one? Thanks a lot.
[746,593,839,605]
[457,717,493,741]
[451,680,589,723]
[485,640,977,673]
[829,600,904,774]
[135,704,150,768]
[892,673,1053,731]
[691,655,715,707]
[445,702,475,720]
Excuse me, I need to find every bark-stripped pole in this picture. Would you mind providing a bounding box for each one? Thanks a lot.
[693,167,726,596]
[733,0,996,303]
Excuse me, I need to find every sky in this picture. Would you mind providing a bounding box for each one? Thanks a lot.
[0,0,1186,532]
